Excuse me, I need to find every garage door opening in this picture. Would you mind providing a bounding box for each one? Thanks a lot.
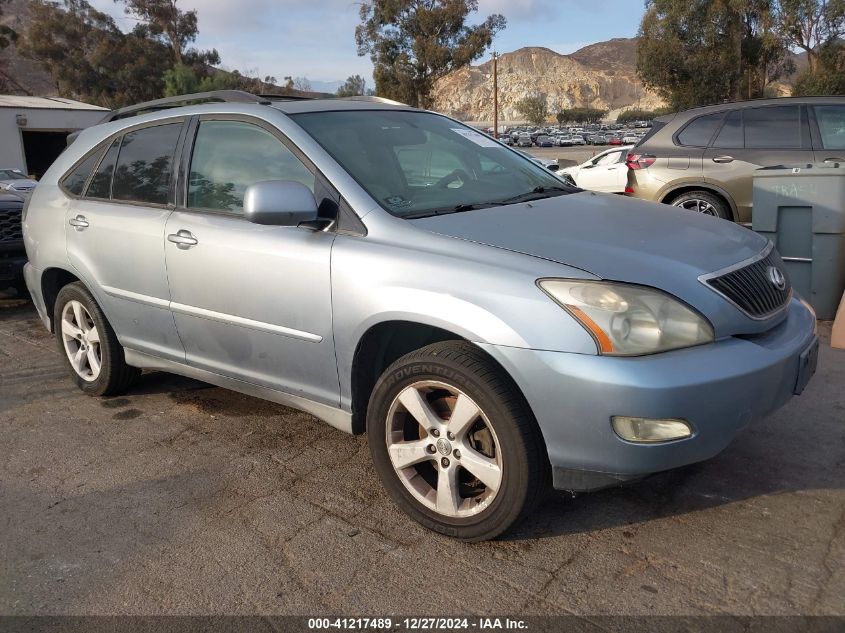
[21,130,72,179]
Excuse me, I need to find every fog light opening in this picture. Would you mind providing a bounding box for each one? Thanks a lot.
[611,416,692,443]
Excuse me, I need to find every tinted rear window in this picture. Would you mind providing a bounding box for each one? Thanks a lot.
[112,123,181,205]
[677,112,724,147]
[744,106,802,148]
[62,148,103,196]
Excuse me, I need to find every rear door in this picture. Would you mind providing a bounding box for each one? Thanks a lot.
[704,105,815,224]
[575,149,627,192]
[65,119,187,362]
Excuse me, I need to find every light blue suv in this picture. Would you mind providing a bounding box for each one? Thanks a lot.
[22,91,818,540]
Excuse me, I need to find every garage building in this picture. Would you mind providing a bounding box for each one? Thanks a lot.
[0,96,107,179]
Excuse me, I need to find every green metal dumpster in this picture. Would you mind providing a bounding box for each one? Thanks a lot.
[753,163,845,320]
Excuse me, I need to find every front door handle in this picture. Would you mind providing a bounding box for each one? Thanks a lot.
[712,155,734,163]
[823,157,844,163]
[167,230,198,249]
[68,215,89,230]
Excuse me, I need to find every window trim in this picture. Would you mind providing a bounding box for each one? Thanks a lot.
[673,111,726,148]
[59,116,187,208]
[177,113,337,222]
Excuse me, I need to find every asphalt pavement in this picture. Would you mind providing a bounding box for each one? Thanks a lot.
[1,291,843,616]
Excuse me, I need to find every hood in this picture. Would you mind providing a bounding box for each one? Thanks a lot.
[411,191,773,336]
[1,179,37,191]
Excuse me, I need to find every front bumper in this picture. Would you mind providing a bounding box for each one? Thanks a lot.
[0,249,26,284]
[479,298,817,491]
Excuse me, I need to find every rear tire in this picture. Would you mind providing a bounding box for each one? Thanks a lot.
[367,341,548,541]
[668,190,732,220]
[54,282,140,397]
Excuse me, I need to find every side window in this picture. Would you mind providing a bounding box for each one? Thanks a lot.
[677,112,724,147]
[188,121,314,214]
[814,105,845,150]
[712,110,743,148]
[112,123,181,205]
[596,151,622,166]
[86,139,120,199]
[62,148,103,196]
[744,106,802,149]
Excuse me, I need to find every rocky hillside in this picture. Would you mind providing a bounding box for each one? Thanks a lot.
[432,38,666,123]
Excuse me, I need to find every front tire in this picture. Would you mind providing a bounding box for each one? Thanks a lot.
[54,282,139,396]
[367,341,548,541]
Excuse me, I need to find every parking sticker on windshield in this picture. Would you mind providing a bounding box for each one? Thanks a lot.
[451,128,500,148]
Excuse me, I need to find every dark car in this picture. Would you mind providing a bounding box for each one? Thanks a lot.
[626,96,845,222]
[535,135,555,147]
[0,192,26,294]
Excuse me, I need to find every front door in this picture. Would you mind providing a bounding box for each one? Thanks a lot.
[65,120,186,362]
[163,117,339,406]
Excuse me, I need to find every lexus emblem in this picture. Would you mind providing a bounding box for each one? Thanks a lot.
[767,266,787,291]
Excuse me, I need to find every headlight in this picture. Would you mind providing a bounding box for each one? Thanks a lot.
[538,279,714,356]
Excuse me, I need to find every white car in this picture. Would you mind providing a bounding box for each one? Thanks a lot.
[622,134,639,144]
[561,145,633,193]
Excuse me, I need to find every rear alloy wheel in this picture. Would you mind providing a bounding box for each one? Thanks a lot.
[54,282,140,396]
[367,341,548,541]
[669,190,732,220]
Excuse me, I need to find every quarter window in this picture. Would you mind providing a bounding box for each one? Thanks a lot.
[86,139,120,199]
[62,149,103,196]
[744,106,802,149]
[814,105,845,150]
[677,113,724,147]
[188,120,315,214]
[112,123,181,205]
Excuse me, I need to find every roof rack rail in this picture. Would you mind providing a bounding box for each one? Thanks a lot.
[257,93,318,101]
[337,95,408,106]
[100,90,269,123]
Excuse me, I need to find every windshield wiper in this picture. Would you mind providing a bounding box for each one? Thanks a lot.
[405,202,496,219]
[493,185,572,206]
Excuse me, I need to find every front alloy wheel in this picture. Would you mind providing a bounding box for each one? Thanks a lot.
[386,381,503,518]
[368,341,548,541]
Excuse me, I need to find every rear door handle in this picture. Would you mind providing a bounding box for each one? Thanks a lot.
[712,155,734,163]
[167,230,198,249]
[68,215,89,230]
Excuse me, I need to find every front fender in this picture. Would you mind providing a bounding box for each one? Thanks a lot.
[330,228,599,410]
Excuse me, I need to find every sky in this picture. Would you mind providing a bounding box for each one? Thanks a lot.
[87,0,646,91]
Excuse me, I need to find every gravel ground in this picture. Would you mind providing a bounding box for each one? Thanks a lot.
[1,290,843,616]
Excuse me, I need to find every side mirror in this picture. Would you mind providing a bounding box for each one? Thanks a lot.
[244,180,319,226]
[546,164,560,172]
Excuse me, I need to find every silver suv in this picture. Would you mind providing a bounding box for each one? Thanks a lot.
[23,91,817,540]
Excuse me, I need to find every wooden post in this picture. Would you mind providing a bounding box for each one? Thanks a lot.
[492,51,498,138]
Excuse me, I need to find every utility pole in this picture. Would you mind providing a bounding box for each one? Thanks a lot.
[492,50,499,138]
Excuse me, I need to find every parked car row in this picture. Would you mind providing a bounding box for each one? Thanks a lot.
[492,124,651,148]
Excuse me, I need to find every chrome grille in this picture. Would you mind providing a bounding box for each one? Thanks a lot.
[0,208,23,243]
[701,246,791,319]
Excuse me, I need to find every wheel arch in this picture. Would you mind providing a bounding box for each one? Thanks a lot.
[658,183,737,221]
[41,267,82,333]
[348,320,543,445]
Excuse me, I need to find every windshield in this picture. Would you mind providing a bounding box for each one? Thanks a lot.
[290,110,575,218]
[0,169,26,180]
